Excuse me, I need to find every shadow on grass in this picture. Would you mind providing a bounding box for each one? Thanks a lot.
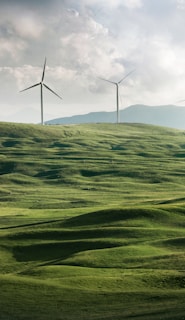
[0,219,63,230]
[12,240,117,263]
[60,207,169,227]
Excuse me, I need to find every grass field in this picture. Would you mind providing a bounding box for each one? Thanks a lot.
[0,122,185,319]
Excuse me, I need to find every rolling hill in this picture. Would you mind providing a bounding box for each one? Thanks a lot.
[46,104,185,130]
[0,122,185,320]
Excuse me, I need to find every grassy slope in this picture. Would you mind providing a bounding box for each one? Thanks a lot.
[0,122,185,319]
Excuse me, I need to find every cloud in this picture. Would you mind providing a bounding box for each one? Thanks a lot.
[121,0,143,9]
[59,16,123,78]
[79,0,143,10]
[0,38,27,60]
[12,15,44,39]
[176,0,185,10]
[0,4,45,63]
[0,65,43,103]
[1,0,185,122]
[0,3,44,39]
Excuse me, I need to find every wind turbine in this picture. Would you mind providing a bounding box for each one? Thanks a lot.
[100,70,135,123]
[20,58,62,125]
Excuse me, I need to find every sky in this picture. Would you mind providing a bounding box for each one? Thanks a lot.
[1,0,185,123]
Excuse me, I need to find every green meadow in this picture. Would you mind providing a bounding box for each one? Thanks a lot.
[0,122,185,319]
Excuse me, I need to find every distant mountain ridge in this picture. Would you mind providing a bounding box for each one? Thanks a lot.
[46,105,185,130]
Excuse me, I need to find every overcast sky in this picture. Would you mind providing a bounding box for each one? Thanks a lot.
[1,0,185,123]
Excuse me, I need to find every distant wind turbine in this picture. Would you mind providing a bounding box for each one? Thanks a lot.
[20,58,62,125]
[99,70,135,123]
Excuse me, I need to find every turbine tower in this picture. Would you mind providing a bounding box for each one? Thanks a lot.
[20,58,62,125]
[100,70,135,123]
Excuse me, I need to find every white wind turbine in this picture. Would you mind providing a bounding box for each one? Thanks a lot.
[100,70,135,123]
[20,58,62,125]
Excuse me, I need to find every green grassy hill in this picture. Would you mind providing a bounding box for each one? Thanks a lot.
[0,122,185,319]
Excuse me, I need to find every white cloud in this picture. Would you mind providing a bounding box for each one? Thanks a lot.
[80,0,143,10]
[0,38,27,60]
[177,0,185,9]
[67,8,80,17]
[52,10,126,87]
[0,5,45,63]
[0,5,44,39]
[80,0,121,8]
[122,0,143,9]
[13,15,44,39]
[1,0,185,123]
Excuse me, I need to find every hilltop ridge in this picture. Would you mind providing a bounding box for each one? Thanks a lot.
[45,104,185,130]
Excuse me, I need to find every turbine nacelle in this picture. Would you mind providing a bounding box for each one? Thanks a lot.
[20,58,62,125]
[99,69,135,123]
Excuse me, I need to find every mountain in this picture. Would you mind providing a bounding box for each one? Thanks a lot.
[46,104,185,129]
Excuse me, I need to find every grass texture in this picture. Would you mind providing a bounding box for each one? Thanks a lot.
[0,122,185,319]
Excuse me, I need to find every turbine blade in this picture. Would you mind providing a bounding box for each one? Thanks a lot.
[43,83,62,99]
[118,69,136,84]
[41,57,47,82]
[20,83,40,92]
[99,77,116,85]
